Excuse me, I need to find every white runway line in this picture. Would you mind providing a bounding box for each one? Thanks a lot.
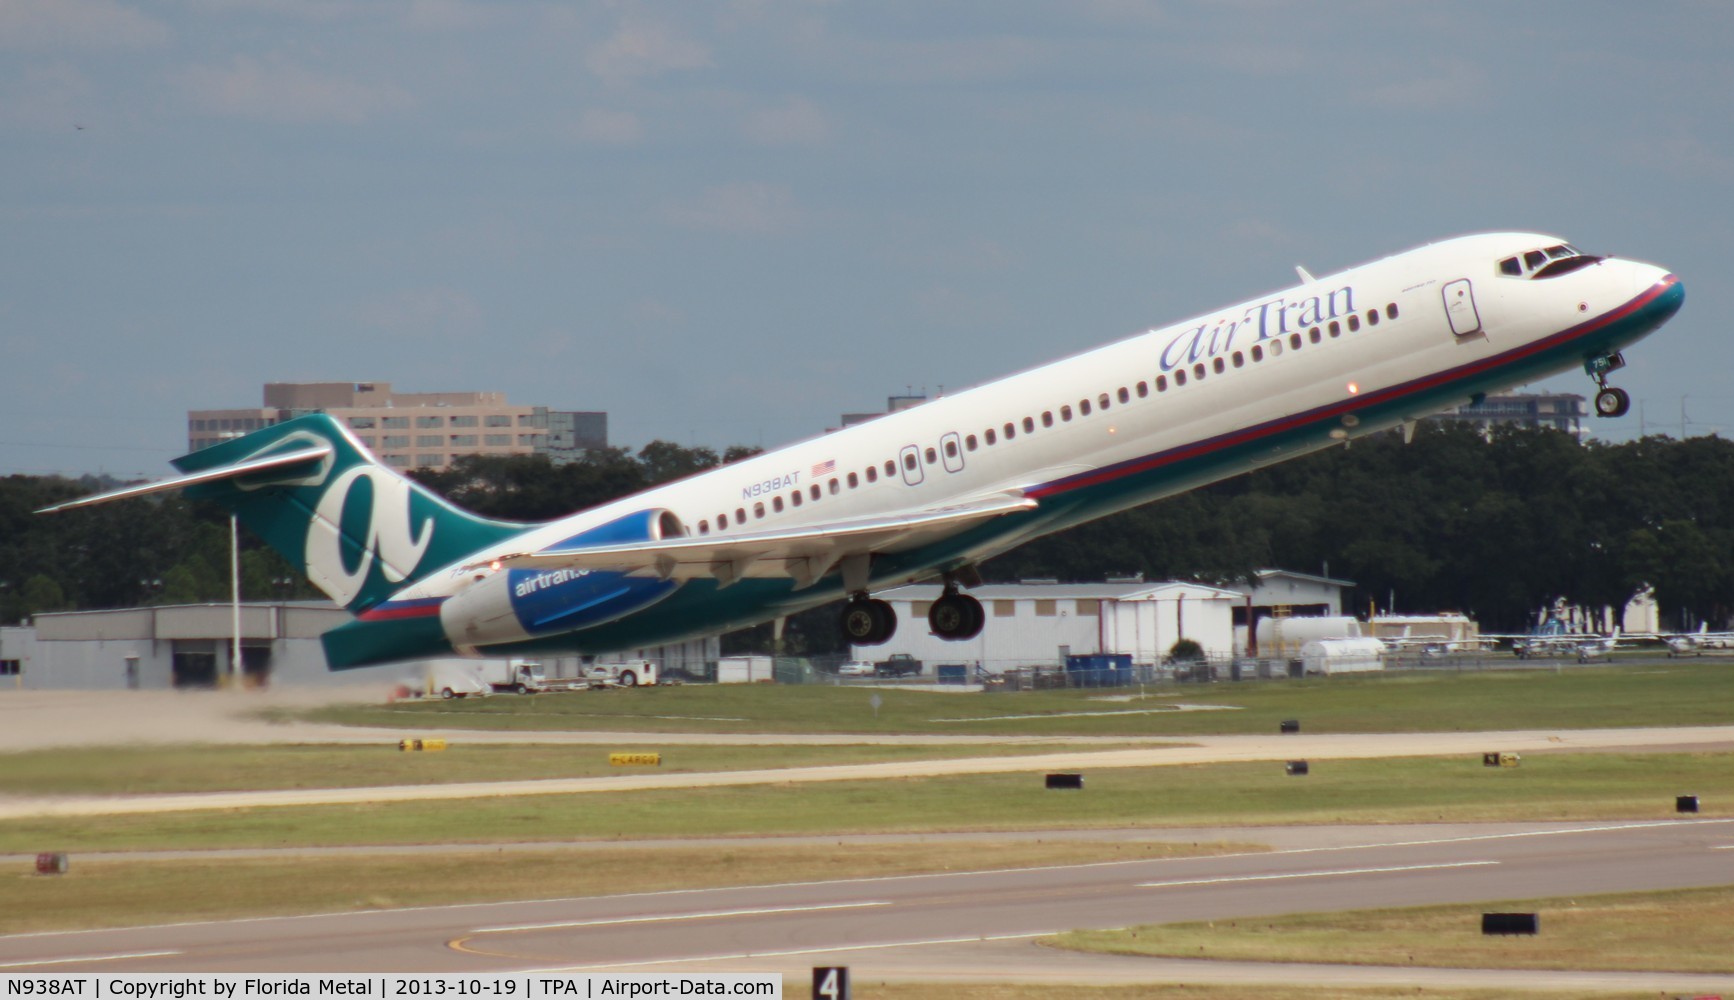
[473,900,892,934]
[1138,860,1498,888]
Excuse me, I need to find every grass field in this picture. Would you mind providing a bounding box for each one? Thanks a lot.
[1049,884,1734,974]
[4,752,1727,853]
[292,662,1734,736]
[0,742,1121,796]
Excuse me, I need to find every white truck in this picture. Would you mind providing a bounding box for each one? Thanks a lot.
[474,658,548,694]
[405,659,492,700]
[585,659,658,687]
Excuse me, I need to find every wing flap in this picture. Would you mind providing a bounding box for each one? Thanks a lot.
[476,493,1038,586]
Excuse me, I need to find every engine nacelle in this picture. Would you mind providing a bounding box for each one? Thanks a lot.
[439,509,683,648]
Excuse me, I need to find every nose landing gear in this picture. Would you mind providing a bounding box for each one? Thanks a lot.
[1587,352,1631,418]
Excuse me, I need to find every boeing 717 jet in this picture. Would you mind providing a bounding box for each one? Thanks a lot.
[42,233,1683,669]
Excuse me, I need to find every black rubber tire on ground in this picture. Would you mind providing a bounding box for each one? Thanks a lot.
[440,687,456,700]
[619,670,638,687]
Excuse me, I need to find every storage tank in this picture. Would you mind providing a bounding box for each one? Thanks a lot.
[1256,616,1362,658]
[1300,637,1386,675]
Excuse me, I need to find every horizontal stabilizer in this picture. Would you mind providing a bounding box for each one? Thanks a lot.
[36,444,334,514]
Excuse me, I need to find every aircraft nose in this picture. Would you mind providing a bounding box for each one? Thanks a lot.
[1632,261,1684,319]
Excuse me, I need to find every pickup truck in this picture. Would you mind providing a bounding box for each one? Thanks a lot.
[873,653,923,677]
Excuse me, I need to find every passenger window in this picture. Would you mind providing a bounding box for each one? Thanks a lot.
[1077,400,1089,416]
[1098,393,1111,410]
[1213,357,1225,374]
[903,453,917,471]
[920,448,933,464]
[1024,416,1036,433]
[1004,423,1016,440]
[810,485,821,500]
[1251,345,1263,362]
[754,502,765,519]
[699,520,710,534]
[1309,327,1321,343]
[736,507,747,522]
[1193,363,1206,379]
[791,491,802,507]
[847,472,858,488]
[866,466,877,483]
[1328,320,1340,336]
[1157,374,1168,391]
[772,496,783,513]
[944,440,958,458]
[985,428,997,445]
[1232,351,1244,368]
[1059,406,1071,422]
[1347,315,1359,333]
[829,478,840,494]
[1367,309,1379,326]
[1175,369,1187,386]
[1386,303,1399,319]
[965,434,977,451]
[1136,381,1148,398]
[718,513,728,528]
[1117,387,1129,404]
[1289,333,1302,349]
[884,460,895,477]
[1270,340,1283,356]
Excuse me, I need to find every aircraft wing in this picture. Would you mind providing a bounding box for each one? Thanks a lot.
[475,492,1039,588]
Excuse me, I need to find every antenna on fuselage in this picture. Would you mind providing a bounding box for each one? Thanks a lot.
[1295,265,1316,284]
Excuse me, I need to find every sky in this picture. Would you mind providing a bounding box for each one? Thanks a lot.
[3,0,1732,479]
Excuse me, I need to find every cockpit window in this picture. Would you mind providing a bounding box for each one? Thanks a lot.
[1498,243,1604,280]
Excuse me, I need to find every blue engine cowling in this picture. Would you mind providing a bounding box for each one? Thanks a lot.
[440,509,682,650]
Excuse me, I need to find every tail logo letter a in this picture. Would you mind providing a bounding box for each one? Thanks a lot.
[306,467,436,607]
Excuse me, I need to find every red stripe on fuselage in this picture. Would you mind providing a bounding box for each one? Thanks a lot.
[1027,276,1678,501]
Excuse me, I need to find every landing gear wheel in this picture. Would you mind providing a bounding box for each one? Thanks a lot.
[840,597,897,645]
[929,593,985,640]
[1595,386,1631,418]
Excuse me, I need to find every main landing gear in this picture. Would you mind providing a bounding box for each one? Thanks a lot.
[839,585,986,645]
[1587,352,1631,418]
[928,586,985,641]
[841,595,897,645]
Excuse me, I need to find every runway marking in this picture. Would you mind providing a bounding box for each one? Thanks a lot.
[0,951,179,968]
[471,901,892,934]
[1137,860,1498,888]
[528,931,1056,971]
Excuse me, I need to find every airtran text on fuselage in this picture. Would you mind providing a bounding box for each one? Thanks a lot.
[514,568,592,598]
[1158,285,1356,372]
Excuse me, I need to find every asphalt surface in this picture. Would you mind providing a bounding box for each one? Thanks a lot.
[5,688,1734,991]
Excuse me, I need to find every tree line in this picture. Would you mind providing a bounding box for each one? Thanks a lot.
[5,426,1731,635]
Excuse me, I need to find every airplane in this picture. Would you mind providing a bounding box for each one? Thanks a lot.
[1657,624,1734,657]
[39,233,1684,671]
[1488,619,1633,662]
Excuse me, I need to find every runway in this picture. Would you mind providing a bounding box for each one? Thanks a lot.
[6,819,1734,991]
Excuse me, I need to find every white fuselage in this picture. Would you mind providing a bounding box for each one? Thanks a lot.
[395,233,1680,648]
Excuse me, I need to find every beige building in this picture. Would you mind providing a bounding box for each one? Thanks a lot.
[188,382,607,470]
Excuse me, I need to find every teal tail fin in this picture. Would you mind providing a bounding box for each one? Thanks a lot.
[173,414,527,614]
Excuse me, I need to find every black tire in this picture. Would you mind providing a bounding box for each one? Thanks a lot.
[868,599,897,644]
[841,599,896,645]
[440,687,456,700]
[1595,386,1631,418]
[619,670,638,687]
[929,593,986,640]
[515,683,529,695]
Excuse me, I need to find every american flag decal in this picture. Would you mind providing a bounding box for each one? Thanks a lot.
[811,459,836,477]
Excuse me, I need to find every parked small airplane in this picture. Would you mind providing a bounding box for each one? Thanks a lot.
[41,234,1683,669]
[1659,624,1734,657]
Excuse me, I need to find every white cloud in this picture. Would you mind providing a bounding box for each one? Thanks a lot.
[0,0,170,49]
[585,16,711,87]
[662,182,801,235]
[177,54,414,124]
[745,96,828,145]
